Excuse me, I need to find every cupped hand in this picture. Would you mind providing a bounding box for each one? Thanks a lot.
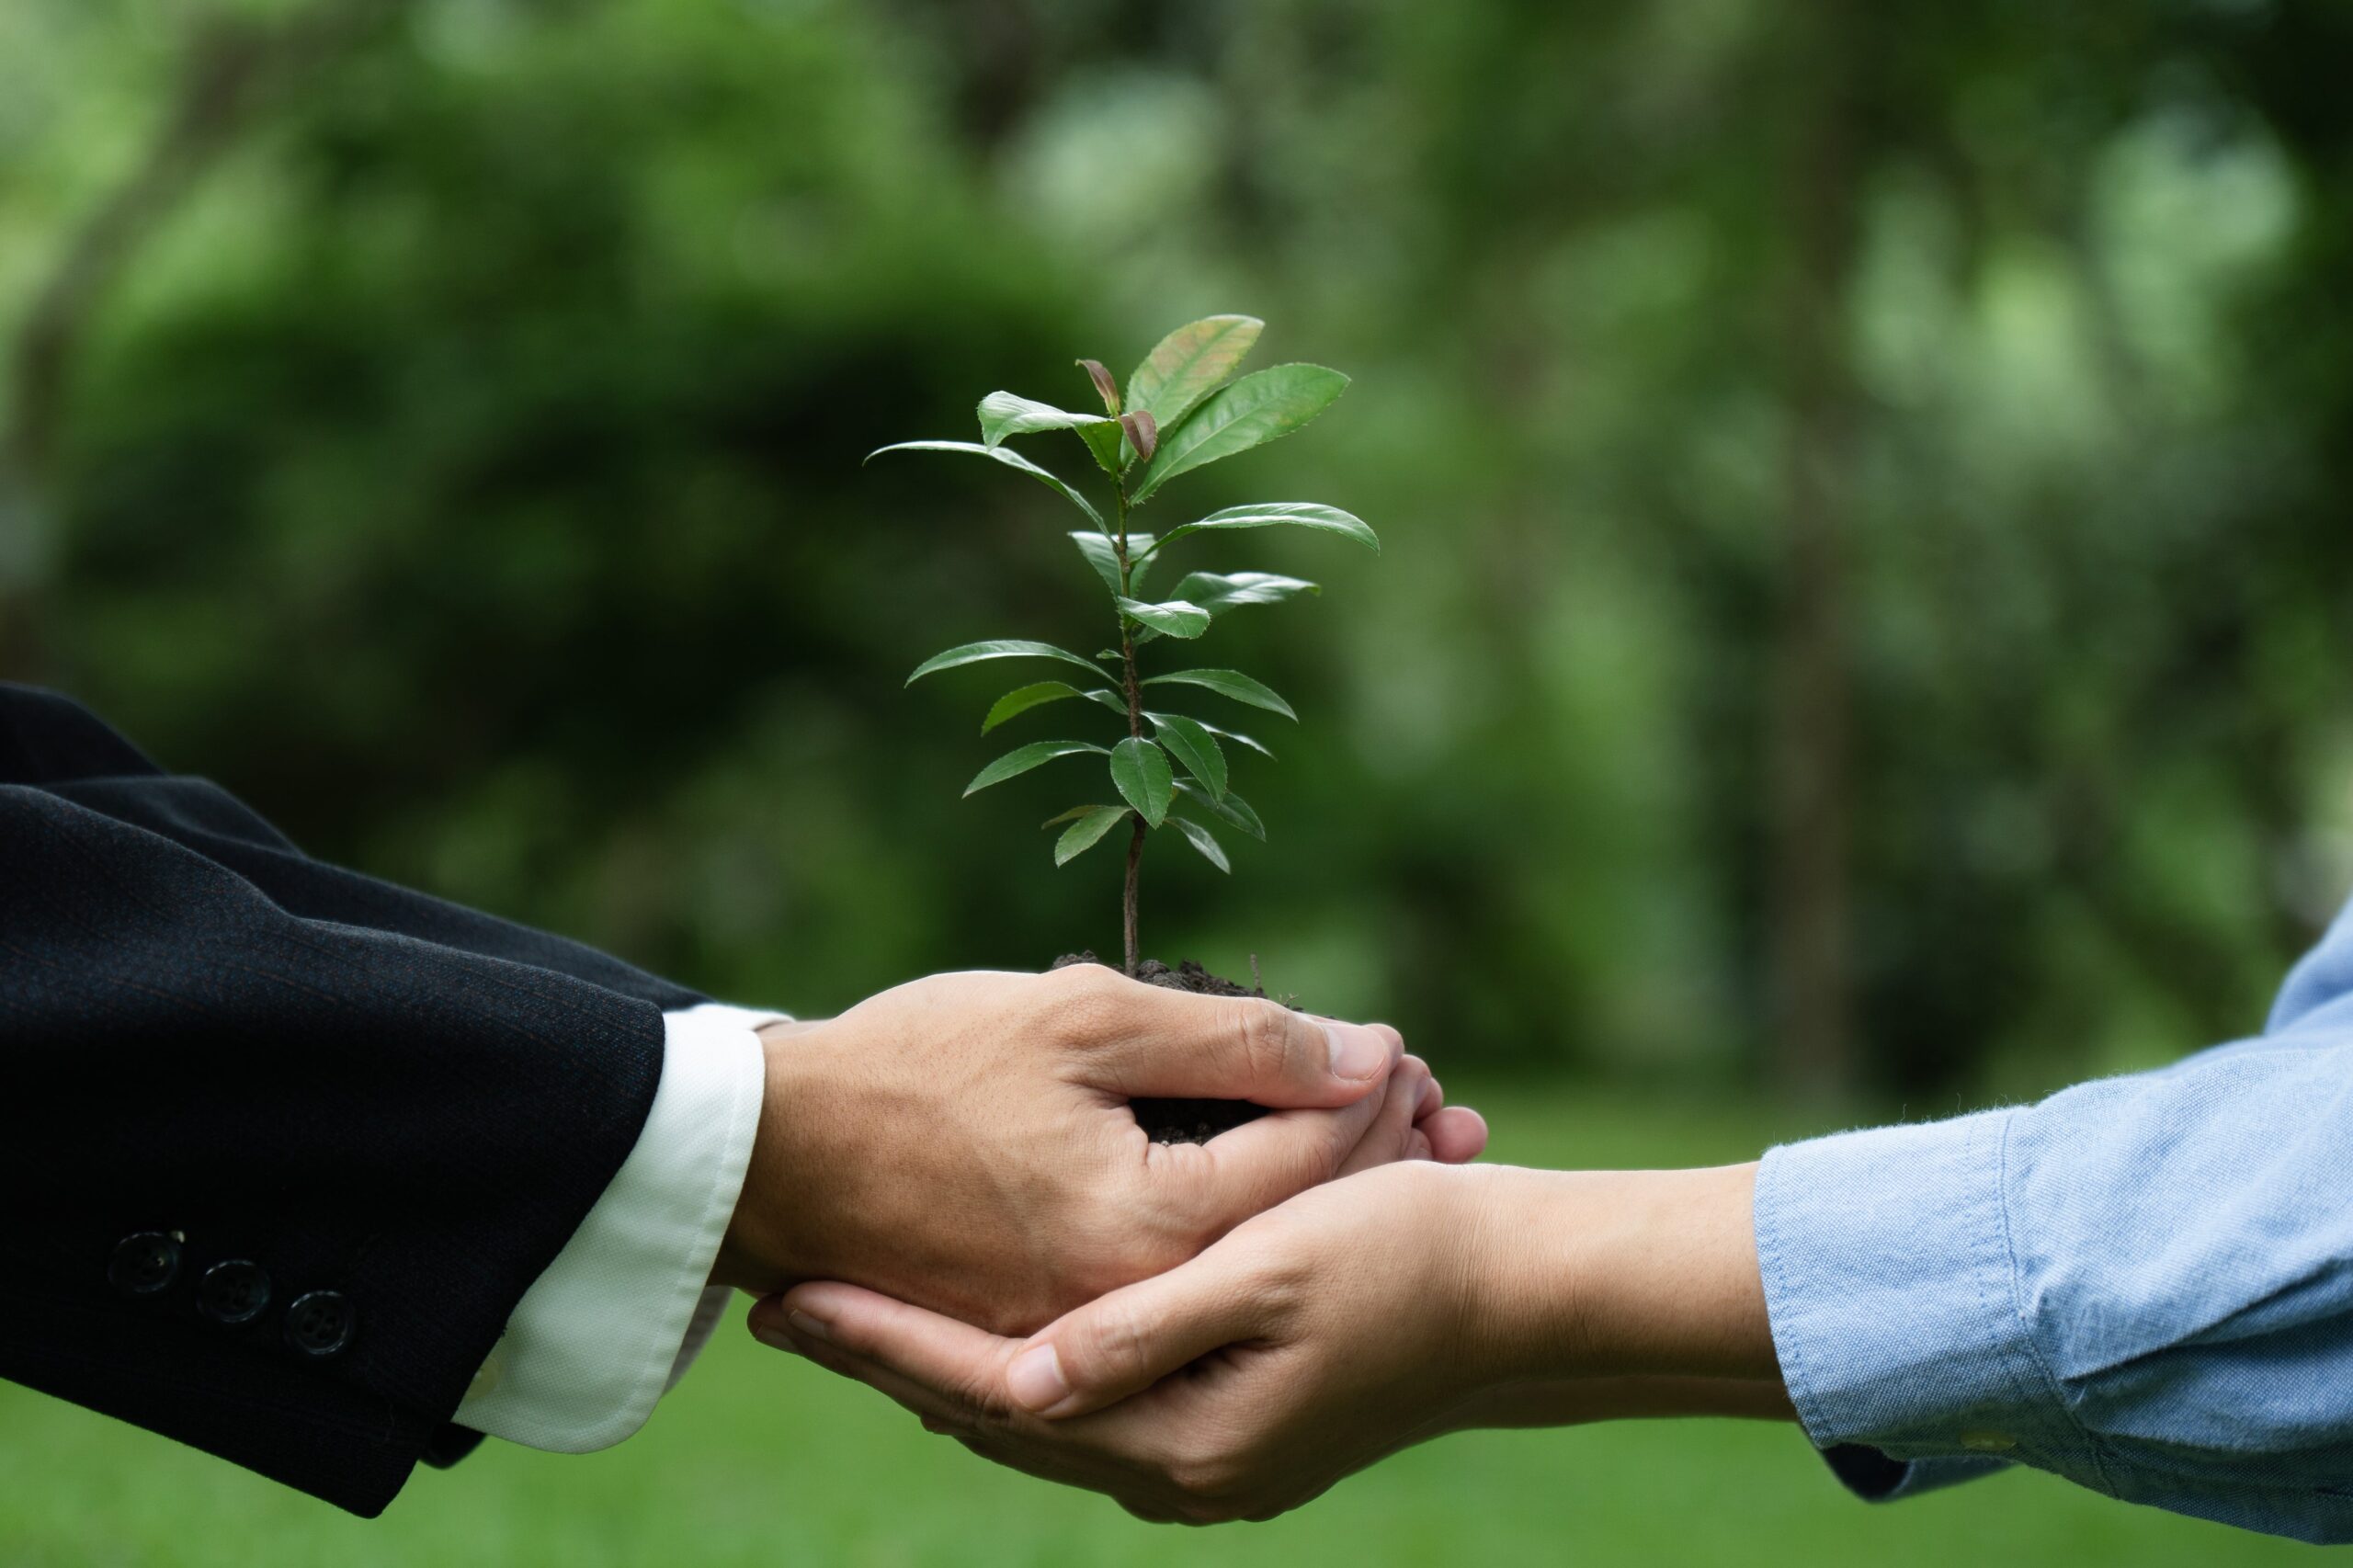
[752,1162,1493,1523]
[752,1160,1787,1525]
[712,962,1483,1335]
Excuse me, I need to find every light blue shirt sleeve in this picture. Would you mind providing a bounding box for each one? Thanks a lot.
[1753,893,2353,1543]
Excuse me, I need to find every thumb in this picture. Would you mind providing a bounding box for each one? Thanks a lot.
[1066,966,1400,1108]
[1006,1244,1271,1419]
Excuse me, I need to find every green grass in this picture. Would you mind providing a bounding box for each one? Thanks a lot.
[0,1085,2312,1567]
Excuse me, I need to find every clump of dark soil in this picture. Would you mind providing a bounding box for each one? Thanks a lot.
[1051,951,1281,1144]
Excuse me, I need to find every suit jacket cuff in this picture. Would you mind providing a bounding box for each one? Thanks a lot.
[455,1003,775,1451]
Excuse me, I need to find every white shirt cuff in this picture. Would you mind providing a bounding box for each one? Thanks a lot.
[455,1001,776,1452]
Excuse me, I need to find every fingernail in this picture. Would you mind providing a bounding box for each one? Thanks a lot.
[1006,1344,1070,1413]
[752,1323,794,1351]
[1325,1022,1389,1082]
[787,1308,830,1343]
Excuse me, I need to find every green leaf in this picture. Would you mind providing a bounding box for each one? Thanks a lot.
[1150,712,1228,799]
[909,640,1111,685]
[1051,805,1131,867]
[1117,597,1211,639]
[1169,816,1231,873]
[977,391,1119,448]
[1127,569,1314,650]
[986,683,1127,731]
[1140,502,1378,561]
[1077,421,1126,477]
[1197,720,1273,758]
[1069,530,1156,597]
[1177,781,1267,840]
[1168,570,1321,617]
[1108,737,1175,827]
[982,681,1086,733]
[1129,365,1350,504]
[1126,315,1263,435]
[1140,668,1297,721]
[867,440,1105,528]
[964,740,1108,797]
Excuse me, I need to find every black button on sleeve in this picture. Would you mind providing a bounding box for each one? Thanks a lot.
[197,1260,272,1325]
[108,1233,181,1297]
[284,1290,355,1358]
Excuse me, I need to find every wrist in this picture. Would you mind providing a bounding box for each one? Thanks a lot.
[1467,1163,1780,1387]
[710,1020,832,1292]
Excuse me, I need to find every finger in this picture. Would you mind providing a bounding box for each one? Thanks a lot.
[1164,1071,1395,1228]
[1386,1057,1487,1162]
[1412,1063,1444,1120]
[1056,966,1399,1108]
[1337,1056,1432,1176]
[767,1290,1204,1497]
[1421,1105,1488,1164]
[746,1292,988,1437]
[1007,1247,1272,1419]
[797,1328,979,1431]
[767,1282,1207,1496]
[756,1281,1027,1420]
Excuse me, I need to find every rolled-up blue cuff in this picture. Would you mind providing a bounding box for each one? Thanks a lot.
[1754,1108,2109,1500]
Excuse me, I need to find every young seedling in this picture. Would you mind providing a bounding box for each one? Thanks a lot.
[872,314,1376,977]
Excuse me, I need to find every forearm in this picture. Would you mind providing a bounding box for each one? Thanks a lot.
[1459,1153,1769,1374]
[1459,1163,1789,1421]
[1466,1375,1795,1429]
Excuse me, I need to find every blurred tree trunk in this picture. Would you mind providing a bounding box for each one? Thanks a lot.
[0,0,396,683]
[1768,0,1863,1099]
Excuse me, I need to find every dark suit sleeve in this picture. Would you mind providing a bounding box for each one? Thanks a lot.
[0,686,697,1516]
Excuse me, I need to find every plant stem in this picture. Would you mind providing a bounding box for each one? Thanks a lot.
[1120,813,1144,976]
[1112,488,1144,976]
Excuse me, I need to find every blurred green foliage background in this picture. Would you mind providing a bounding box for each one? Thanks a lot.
[6,0,2353,1558]
[7,0,2351,1100]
